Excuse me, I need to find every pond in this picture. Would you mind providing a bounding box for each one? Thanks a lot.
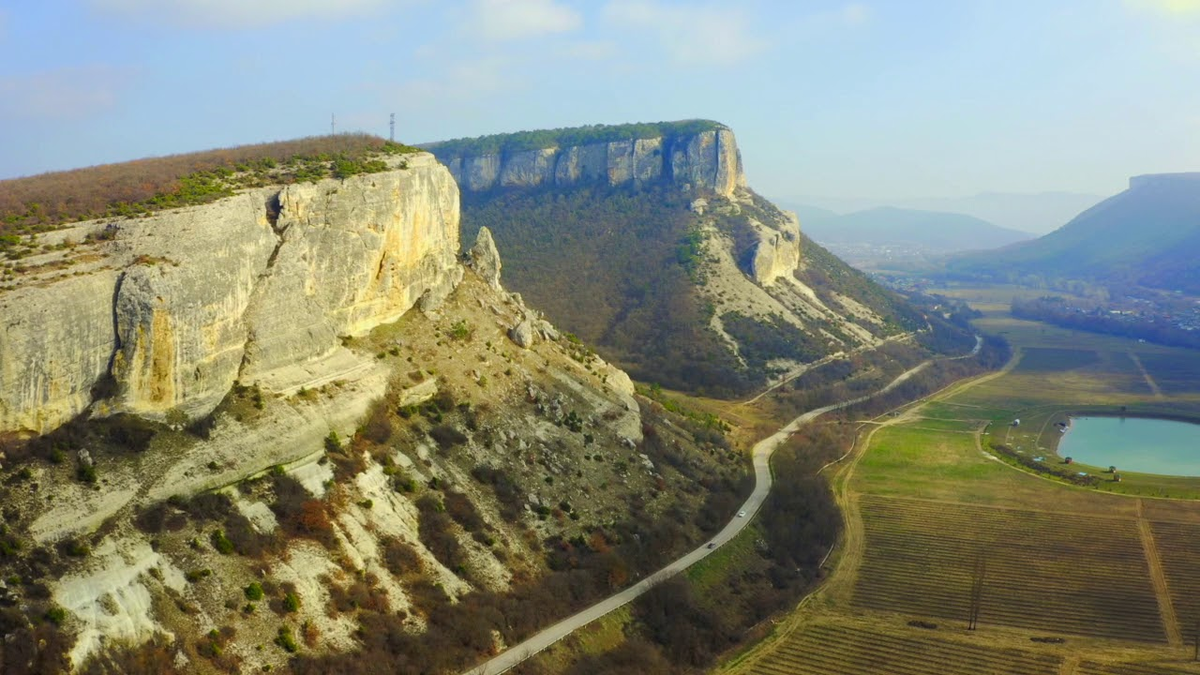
[1058,416,1200,477]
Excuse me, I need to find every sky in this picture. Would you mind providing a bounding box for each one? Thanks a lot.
[1,0,1198,201]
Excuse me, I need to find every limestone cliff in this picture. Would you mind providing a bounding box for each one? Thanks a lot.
[427,122,796,287]
[0,154,461,434]
[0,140,746,675]
[436,121,930,396]
[747,209,803,286]
[427,123,747,198]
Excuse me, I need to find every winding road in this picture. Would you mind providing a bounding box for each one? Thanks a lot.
[464,337,982,675]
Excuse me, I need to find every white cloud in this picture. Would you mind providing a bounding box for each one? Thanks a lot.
[89,0,390,29]
[841,3,871,26]
[602,0,765,66]
[468,0,581,41]
[0,66,135,120]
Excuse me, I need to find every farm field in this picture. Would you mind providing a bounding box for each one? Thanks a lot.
[745,622,1063,675]
[1149,520,1200,637]
[721,294,1200,675]
[854,496,1163,642]
[1076,661,1200,675]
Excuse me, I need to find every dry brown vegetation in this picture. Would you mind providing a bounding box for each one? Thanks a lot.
[0,133,415,238]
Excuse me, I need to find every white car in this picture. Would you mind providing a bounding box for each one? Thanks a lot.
[737,510,746,518]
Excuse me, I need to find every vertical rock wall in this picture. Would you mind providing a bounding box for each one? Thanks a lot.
[437,128,746,197]
[0,153,463,435]
[0,272,121,434]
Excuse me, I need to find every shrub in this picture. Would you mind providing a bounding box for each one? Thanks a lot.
[276,626,299,653]
[76,463,97,484]
[444,492,486,533]
[43,606,67,626]
[60,538,91,558]
[448,320,472,341]
[283,592,301,613]
[185,569,212,583]
[381,537,424,578]
[210,529,234,555]
[244,582,264,601]
[429,424,468,450]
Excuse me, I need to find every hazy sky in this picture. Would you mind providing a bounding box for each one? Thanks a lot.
[1,0,1198,200]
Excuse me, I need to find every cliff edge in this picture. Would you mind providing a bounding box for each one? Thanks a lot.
[425,120,747,198]
[0,153,461,435]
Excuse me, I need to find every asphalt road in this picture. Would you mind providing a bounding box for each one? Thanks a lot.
[463,338,980,675]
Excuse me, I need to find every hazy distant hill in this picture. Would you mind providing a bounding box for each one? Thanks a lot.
[802,207,1032,252]
[784,206,1031,270]
[784,191,1104,235]
[946,173,1200,293]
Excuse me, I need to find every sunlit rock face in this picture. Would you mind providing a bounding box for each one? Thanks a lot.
[0,153,462,434]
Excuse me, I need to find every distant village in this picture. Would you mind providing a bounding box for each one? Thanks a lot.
[869,273,1200,350]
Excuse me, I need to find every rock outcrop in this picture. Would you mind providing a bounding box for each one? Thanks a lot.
[431,127,746,198]
[747,211,803,285]
[467,227,503,290]
[0,153,461,434]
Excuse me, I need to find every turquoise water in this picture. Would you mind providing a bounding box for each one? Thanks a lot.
[1058,416,1200,476]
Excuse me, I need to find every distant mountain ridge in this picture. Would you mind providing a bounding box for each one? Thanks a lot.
[801,206,1033,252]
[783,191,1104,235]
[945,172,1200,293]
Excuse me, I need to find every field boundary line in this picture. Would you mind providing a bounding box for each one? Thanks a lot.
[865,493,1142,522]
[1137,498,1183,647]
[1129,351,1166,399]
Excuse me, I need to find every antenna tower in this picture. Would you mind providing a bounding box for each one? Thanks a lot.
[389,113,395,142]
[331,113,336,136]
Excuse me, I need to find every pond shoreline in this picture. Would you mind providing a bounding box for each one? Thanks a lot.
[1057,414,1200,478]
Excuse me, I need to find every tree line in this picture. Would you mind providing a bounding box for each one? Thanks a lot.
[426,120,725,160]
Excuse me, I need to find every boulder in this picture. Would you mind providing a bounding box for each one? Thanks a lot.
[509,320,535,349]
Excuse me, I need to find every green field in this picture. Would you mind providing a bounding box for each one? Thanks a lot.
[725,291,1200,675]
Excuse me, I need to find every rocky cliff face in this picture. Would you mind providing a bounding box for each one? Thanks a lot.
[0,142,749,674]
[0,154,461,435]
[434,128,746,198]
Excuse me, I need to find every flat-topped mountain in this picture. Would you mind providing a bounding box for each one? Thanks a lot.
[425,120,744,196]
[945,172,1200,293]
[428,121,938,396]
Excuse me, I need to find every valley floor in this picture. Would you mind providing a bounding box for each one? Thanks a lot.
[720,293,1200,675]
